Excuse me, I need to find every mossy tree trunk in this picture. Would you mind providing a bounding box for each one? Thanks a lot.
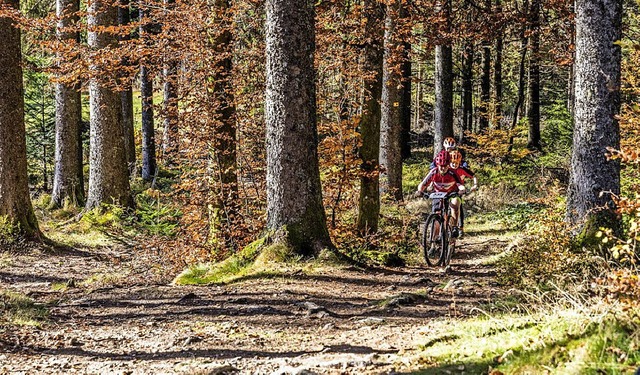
[265,0,333,255]
[0,0,40,238]
[86,0,133,209]
[357,0,384,234]
[566,0,622,239]
[52,0,84,208]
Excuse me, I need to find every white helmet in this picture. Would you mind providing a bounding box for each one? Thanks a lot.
[443,137,457,151]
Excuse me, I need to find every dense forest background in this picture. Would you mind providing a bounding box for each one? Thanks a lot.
[1,0,639,372]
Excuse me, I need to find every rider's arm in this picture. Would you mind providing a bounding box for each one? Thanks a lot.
[470,176,478,191]
[417,169,436,193]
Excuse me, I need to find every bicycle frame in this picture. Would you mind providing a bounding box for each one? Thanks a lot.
[423,191,460,266]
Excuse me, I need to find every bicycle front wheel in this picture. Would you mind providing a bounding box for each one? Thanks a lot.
[423,214,446,266]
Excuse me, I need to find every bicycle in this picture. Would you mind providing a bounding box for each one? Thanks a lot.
[421,191,461,267]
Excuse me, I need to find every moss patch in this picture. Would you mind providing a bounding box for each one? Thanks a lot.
[413,306,640,374]
[0,290,48,327]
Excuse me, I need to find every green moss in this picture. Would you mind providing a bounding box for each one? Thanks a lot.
[0,290,48,327]
[173,235,274,285]
[413,306,640,374]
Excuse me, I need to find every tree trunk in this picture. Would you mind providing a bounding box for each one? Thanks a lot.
[52,0,84,208]
[208,0,238,250]
[493,0,503,128]
[510,0,529,132]
[567,1,576,117]
[380,1,403,201]
[479,0,492,132]
[526,0,541,151]
[462,41,474,135]
[400,5,412,160]
[140,2,156,182]
[357,0,384,234]
[265,0,332,254]
[0,0,40,238]
[86,0,133,209]
[433,0,453,155]
[162,0,179,165]
[566,0,621,239]
[118,0,135,175]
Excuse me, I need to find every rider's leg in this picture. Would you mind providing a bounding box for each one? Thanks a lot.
[449,197,460,226]
[449,197,461,238]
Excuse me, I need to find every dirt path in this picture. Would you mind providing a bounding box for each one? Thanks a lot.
[0,228,512,374]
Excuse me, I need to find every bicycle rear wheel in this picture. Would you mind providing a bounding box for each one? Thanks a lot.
[422,214,446,266]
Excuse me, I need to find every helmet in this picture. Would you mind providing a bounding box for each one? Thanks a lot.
[450,150,463,168]
[443,137,457,151]
[435,149,451,167]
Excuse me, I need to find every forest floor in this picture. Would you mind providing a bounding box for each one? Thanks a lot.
[0,218,516,375]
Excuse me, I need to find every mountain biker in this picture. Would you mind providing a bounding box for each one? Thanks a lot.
[416,149,466,238]
[449,149,477,237]
[430,137,469,169]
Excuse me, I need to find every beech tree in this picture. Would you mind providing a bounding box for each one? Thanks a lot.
[85,0,133,209]
[566,0,621,237]
[51,0,84,208]
[265,0,332,253]
[0,0,40,237]
[357,0,384,233]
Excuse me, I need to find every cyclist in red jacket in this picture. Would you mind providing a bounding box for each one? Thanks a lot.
[449,149,477,237]
[416,150,466,237]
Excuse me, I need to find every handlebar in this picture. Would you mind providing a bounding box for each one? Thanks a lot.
[422,191,461,199]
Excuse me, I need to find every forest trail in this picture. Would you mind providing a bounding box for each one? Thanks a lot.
[0,223,514,374]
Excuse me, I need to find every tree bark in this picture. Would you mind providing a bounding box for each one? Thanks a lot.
[566,0,621,238]
[380,1,403,201]
[0,0,40,238]
[357,0,384,234]
[526,0,541,150]
[400,6,412,160]
[208,0,238,250]
[433,0,453,155]
[462,41,474,135]
[493,0,503,128]
[479,0,492,132]
[118,0,135,175]
[86,0,133,209]
[52,0,84,208]
[265,0,332,254]
[162,0,179,165]
[140,2,156,182]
